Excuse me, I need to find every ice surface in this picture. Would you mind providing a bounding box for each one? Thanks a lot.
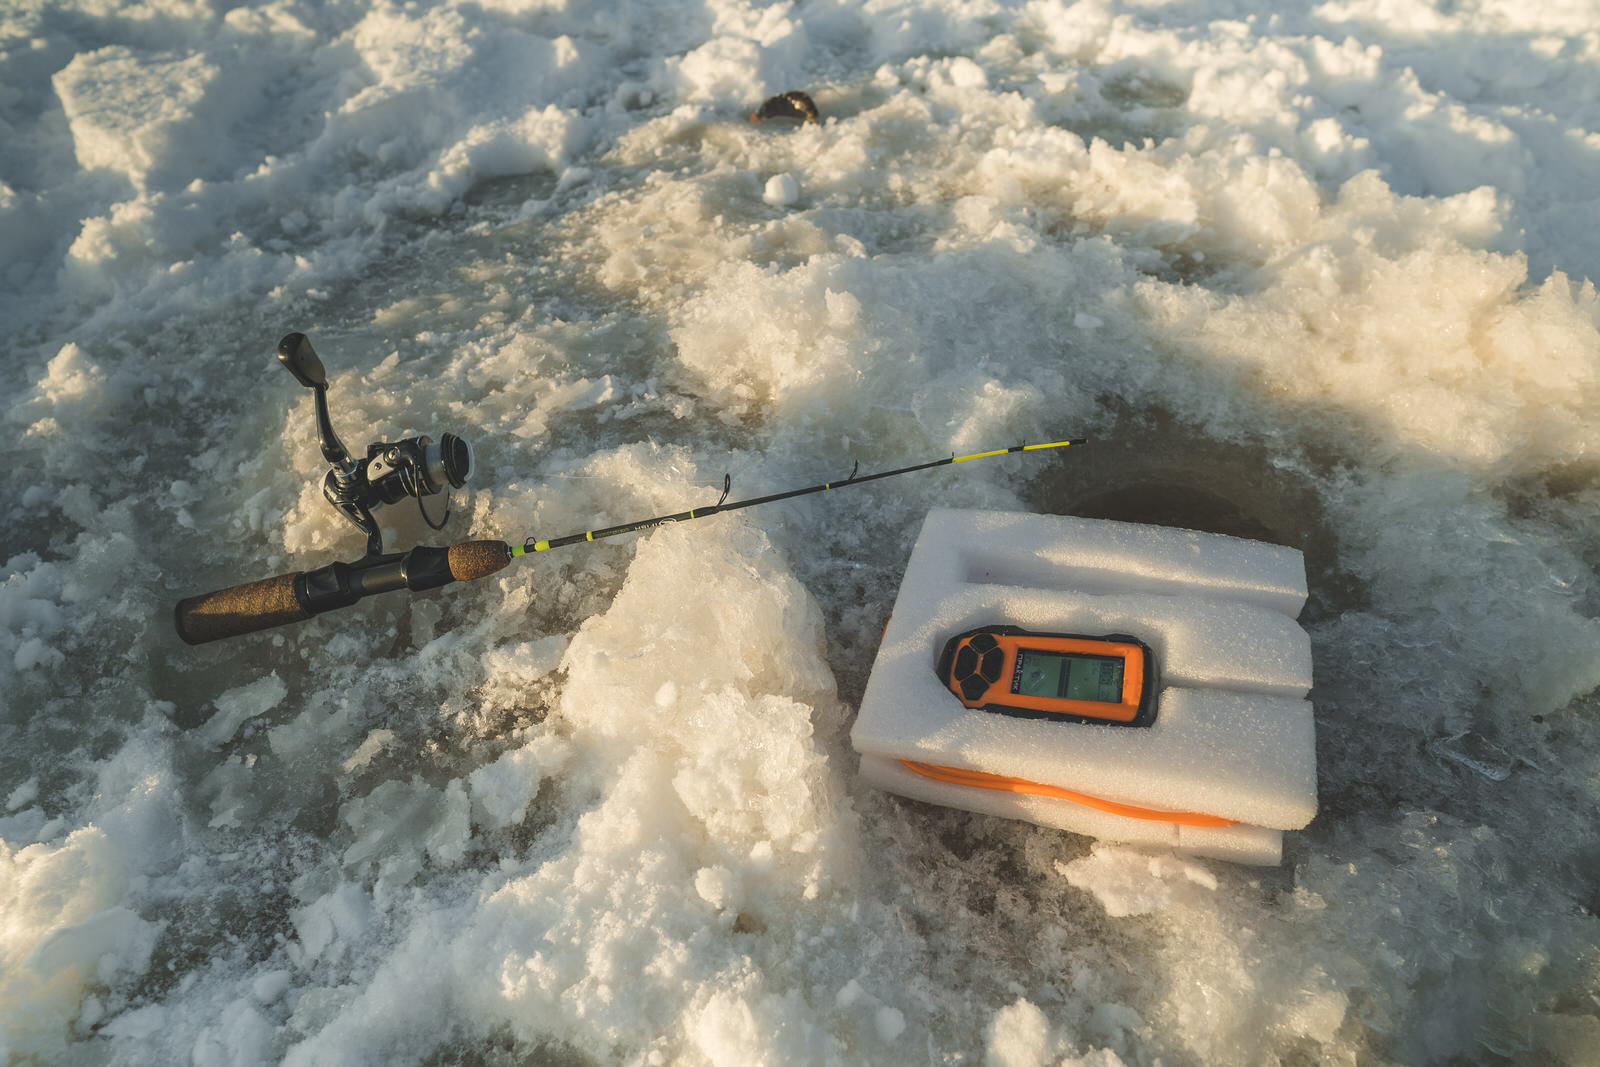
[3,0,1600,1062]
[54,47,231,192]
[198,671,288,748]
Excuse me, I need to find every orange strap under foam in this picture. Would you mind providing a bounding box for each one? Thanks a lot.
[898,760,1238,828]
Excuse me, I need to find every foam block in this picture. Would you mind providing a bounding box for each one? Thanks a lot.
[850,509,1318,866]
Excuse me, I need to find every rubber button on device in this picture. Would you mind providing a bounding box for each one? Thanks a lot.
[954,646,979,680]
[961,675,988,702]
[969,632,998,653]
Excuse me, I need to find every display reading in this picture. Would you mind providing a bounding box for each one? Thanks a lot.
[1012,649,1124,704]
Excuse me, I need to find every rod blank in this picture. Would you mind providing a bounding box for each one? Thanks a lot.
[514,439,1085,557]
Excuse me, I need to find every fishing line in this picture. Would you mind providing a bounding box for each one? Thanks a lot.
[512,440,1084,556]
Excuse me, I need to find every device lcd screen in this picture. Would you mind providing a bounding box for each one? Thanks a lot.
[1011,649,1125,704]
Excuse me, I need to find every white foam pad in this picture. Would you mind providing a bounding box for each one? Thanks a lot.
[851,509,1319,865]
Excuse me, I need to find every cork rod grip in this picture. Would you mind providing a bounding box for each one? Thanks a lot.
[447,540,513,581]
[174,572,311,645]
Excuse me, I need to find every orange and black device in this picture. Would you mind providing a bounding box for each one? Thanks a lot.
[937,626,1157,726]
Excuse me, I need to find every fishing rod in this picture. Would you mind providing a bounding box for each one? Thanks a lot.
[173,334,1084,645]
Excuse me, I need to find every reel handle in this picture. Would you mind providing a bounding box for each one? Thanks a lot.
[173,540,514,645]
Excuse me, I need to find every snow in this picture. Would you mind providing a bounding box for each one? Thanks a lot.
[2,0,1599,1063]
[1058,843,1220,918]
[763,171,801,206]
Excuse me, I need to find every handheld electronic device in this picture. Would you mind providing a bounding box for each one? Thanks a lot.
[937,626,1157,726]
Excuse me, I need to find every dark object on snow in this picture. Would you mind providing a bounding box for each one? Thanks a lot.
[750,90,819,125]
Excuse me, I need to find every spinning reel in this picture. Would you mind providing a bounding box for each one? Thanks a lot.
[278,332,473,557]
